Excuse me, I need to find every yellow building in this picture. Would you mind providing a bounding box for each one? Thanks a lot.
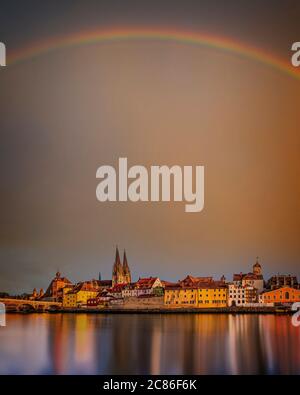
[164,278,227,308]
[164,286,198,306]
[63,282,99,308]
[197,285,227,308]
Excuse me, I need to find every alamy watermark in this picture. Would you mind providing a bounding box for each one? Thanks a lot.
[291,42,300,67]
[96,158,204,213]
[0,302,6,327]
[0,42,6,66]
[291,302,300,327]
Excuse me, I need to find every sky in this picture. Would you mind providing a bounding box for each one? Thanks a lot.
[0,0,300,293]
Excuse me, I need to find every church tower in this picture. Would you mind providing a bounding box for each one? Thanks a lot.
[112,246,123,286]
[112,247,131,286]
[253,257,262,276]
[123,250,131,284]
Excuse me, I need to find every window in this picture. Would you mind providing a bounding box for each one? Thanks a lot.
[285,292,289,300]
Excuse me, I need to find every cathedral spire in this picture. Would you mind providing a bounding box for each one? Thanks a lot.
[114,246,121,267]
[112,246,122,285]
[112,247,131,286]
[123,249,129,271]
[123,249,131,284]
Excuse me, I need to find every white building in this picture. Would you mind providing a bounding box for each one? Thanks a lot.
[121,277,163,298]
[233,260,264,293]
[122,284,138,298]
[228,283,257,307]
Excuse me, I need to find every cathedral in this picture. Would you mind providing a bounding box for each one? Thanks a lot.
[112,247,131,286]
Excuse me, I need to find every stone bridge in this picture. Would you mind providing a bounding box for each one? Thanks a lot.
[0,298,62,312]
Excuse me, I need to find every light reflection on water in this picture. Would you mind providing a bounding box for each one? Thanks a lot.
[0,314,299,375]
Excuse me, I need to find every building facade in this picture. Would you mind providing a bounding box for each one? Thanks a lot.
[267,275,298,290]
[227,284,257,307]
[164,286,198,306]
[63,281,99,308]
[43,271,73,302]
[259,287,300,305]
[233,259,264,293]
[164,278,227,308]
[107,284,127,299]
[197,284,227,308]
[121,284,138,298]
[134,277,163,297]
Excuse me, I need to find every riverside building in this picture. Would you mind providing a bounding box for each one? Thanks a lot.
[164,276,227,308]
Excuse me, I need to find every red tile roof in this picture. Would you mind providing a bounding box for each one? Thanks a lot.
[93,280,112,287]
[165,280,226,290]
[136,277,160,289]
[161,280,178,287]
[233,272,263,281]
[108,284,127,293]
[68,281,99,294]
[179,275,214,288]
[44,274,72,297]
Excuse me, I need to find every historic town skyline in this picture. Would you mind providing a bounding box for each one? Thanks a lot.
[1,0,300,379]
[1,1,300,295]
[1,246,300,295]
[2,247,299,313]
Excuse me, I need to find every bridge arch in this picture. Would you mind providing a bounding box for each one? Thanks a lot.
[47,304,61,311]
[17,303,36,312]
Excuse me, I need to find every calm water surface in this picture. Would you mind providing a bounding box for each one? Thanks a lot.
[0,313,299,374]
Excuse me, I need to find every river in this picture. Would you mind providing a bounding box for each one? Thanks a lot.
[0,313,299,374]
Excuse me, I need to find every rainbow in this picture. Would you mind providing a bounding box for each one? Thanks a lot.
[8,27,300,81]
